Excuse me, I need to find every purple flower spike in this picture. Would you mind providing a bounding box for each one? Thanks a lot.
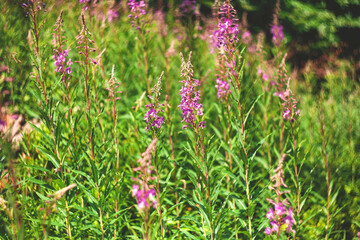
[215,78,231,100]
[144,72,165,131]
[271,24,284,47]
[265,154,296,236]
[107,9,119,22]
[179,52,205,130]
[179,0,197,16]
[212,2,239,53]
[128,0,146,29]
[54,50,72,80]
[132,139,158,213]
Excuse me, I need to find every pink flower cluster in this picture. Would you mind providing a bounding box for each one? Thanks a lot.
[144,106,164,130]
[271,24,284,47]
[79,0,90,11]
[265,154,296,236]
[107,9,119,22]
[257,67,268,82]
[179,0,197,16]
[132,139,158,212]
[179,53,204,130]
[145,72,165,131]
[132,185,157,210]
[54,50,72,79]
[215,78,230,100]
[265,202,295,235]
[0,119,5,132]
[274,89,300,121]
[213,3,239,52]
[241,30,252,45]
[128,0,146,30]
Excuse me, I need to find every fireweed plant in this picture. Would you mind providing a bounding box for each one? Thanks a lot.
[132,138,158,240]
[128,0,151,94]
[144,72,165,235]
[1,0,360,239]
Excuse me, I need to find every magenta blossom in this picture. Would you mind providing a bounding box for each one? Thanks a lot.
[212,2,239,53]
[179,0,197,16]
[145,72,165,131]
[265,154,296,236]
[215,78,231,100]
[144,105,164,130]
[132,139,158,212]
[132,185,157,210]
[271,24,284,47]
[54,50,72,80]
[107,9,119,22]
[128,0,146,29]
[179,53,204,129]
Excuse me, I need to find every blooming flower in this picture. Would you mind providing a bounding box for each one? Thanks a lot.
[179,0,197,16]
[179,53,204,129]
[215,78,231,100]
[277,88,300,122]
[144,72,165,131]
[53,50,72,80]
[265,154,296,236]
[128,0,146,29]
[107,9,119,22]
[274,55,300,121]
[241,30,252,44]
[271,24,284,47]
[132,139,158,212]
[212,2,239,53]
[0,119,5,132]
[271,0,284,47]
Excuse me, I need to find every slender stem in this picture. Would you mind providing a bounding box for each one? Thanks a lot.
[291,122,300,239]
[92,66,105,144]
[113,95,119,238]
[64,79,77,150]
[152,134,164,236]
[320,109,330,240]
[65,200,72,239]
[165,94,180,227]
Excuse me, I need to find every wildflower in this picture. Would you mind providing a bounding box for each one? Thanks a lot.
[0,119,5,132]
[179,52,204,129]
[215,78,230,100]
[257,66,269,82]
[154,10,168,37]
[128,0,146,29]
[265,154,296,236]
[105,65,122,102]
[132,138,158,212]
[212,2,239,53]
[274,55,300,121]
[241,30,252,44]
[271,24,284,47]
[278,87,300,122]
[271,0,284,47]
[264,227,272,235]
[76,15,96,64]
[144,72,165,131]
[107,9,119,22]
[54,50,72,79]
[282,93,300,121]
[179,0,197,16]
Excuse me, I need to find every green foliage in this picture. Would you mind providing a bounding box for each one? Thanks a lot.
[0,0,359,240]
